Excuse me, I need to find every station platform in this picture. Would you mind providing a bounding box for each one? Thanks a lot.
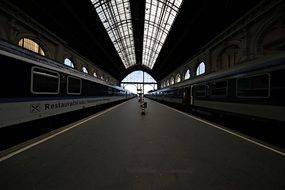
[0,98,285,189]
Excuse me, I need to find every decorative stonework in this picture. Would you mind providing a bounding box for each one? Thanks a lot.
[0,0,118,84]
[160,0,284,87]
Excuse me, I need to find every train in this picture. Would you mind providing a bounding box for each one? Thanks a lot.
[146,52,285,123]
[0,40,135,128]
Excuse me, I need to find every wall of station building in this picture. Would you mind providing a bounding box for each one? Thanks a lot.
[0,1,118,85]
[160,0,285,88]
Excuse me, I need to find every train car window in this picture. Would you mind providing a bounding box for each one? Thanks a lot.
[67,76,81,95]
[31,67,59,94]
[194,85,206,97]
[177,89,183,98]
[210,81,228,97]
[237,74,270,98]
[108,87,114,95]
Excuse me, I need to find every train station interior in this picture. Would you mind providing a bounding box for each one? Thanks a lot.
[0,0,285,189]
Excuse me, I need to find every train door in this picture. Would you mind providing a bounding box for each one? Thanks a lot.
[190,85,194,105]
[182,86,191,106]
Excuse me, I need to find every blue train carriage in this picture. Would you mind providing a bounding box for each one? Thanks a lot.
[147,52,285,122]
[0,40,133,128]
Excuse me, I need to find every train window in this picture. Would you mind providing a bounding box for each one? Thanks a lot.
[108,87,114,95]
[177,89,183,98]
[168,90,175,97]
[31,67,59,94]
[210,81,228,97]
[67,76,81,95]
[237,74,270,98]
[194,85,206,97]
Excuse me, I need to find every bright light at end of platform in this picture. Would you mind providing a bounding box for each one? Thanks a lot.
[123,85,154,95]
[121,70,157,94]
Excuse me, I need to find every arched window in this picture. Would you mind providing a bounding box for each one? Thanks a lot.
[82,66,88,74]
[18,38,45,56]
[184,69,191,80]
[175,73,181,83]
[93,72,97,77]
[170,77,175,85]
[196,62,205,76]
[64,58,74,68]
[121,70,156,83]
[166,80,170,86]
[121,70,157,94]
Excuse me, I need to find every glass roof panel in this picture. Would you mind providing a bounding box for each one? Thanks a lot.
[91,0,136,68]
[142,0,183,69]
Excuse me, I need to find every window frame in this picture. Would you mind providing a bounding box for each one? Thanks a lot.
[196,62,206,76]
[184,69,191,80]
[175,73,181,83]
[210,80,228,98]
[82,66,89,74]
[18,38,45,56]
[236,73,271,98]
[170,76,175,85]
[31,66,60,94]
[194,84,207,97]
[67,76,82,95]
[64,58,75,68]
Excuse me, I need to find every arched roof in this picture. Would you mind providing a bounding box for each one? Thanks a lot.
[7,0,261,81]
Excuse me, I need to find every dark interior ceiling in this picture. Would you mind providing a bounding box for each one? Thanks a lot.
[8,0,260,81]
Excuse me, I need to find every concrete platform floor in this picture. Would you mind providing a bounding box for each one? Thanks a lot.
[0,98,285,189]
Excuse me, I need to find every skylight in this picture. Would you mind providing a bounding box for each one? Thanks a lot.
[91,0,183,70]
[142,0,183,69]
[91,0,136,68]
